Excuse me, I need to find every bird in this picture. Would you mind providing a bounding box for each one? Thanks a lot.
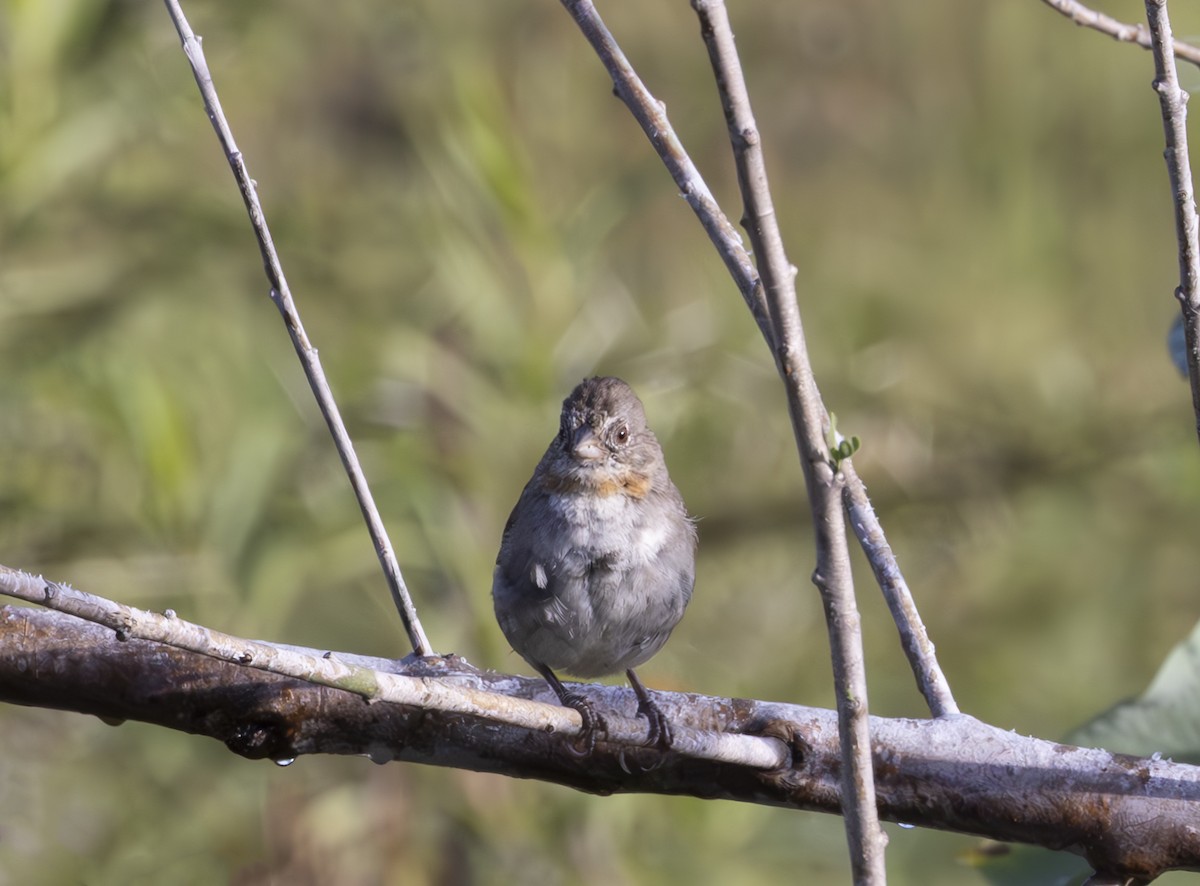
[492,376,697,752]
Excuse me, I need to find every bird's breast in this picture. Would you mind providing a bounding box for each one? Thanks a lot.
[544,487,665,566]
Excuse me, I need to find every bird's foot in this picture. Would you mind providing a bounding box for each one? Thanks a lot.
[534,663,609,755]
[627,669,672,751]
[560,690,608,756]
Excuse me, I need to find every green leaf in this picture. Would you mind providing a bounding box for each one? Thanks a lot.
[1066,616,1200,763]
[826,413,860,469]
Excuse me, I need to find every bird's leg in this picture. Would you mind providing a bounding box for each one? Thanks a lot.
[533,662,606,755]
[626,669,673,750]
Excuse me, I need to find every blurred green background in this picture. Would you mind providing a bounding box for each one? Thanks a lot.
[3,0,1200,883]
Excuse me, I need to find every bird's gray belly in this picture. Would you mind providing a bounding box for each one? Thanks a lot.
[526,556,685,677]
[515,497,688,676]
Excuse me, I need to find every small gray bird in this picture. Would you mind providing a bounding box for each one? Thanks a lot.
[492,376,697,751]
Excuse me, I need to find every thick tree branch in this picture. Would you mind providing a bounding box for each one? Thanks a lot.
[1144,0,1200,448]
[0,565,784,769]
[3,603,1199,881]
[161,0,432,655]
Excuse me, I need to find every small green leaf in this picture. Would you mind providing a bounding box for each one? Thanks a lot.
[826,414,860,469]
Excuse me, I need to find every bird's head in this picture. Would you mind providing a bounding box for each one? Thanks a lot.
[545,376,663,497]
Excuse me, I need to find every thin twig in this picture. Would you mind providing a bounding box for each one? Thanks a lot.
[161,0,432,656]
[1040,0,1200,68]
[691,1,885,879]
[553,0,956,731]
[1144,0,1200,447]
[0,565,786,769]
[841,463,957,716]
[556,0,774,349]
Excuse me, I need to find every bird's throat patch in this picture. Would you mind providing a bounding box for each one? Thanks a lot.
[543,470,652,499]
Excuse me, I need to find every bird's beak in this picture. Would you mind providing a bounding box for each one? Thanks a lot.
[570,425,606,461]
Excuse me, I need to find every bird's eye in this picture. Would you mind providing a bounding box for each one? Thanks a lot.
[614,423,629,444]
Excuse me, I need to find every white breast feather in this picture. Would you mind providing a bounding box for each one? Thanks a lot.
[547,490,666,564]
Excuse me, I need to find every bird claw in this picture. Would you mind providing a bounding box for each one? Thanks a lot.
[627,669,673,751]
[561,691,607,756]
[536,665,672,755]
[638,697,673,751]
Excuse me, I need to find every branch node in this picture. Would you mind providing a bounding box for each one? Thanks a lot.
[749,718,810,770]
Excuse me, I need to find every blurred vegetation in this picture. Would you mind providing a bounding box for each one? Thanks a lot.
[3,0,1200,883]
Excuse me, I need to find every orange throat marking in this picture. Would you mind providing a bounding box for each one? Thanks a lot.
[543,470,652,499]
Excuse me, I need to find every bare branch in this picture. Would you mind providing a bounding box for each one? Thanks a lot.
[1040,0,1200,68]
[1144,0,1200,448]
[4,602,1200,880]
[554,0,774,349]
[841,463,957,717]
[554,0,956,732]
[160,0,432,656]
[0,564,784,769]
[690,0,884,878]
